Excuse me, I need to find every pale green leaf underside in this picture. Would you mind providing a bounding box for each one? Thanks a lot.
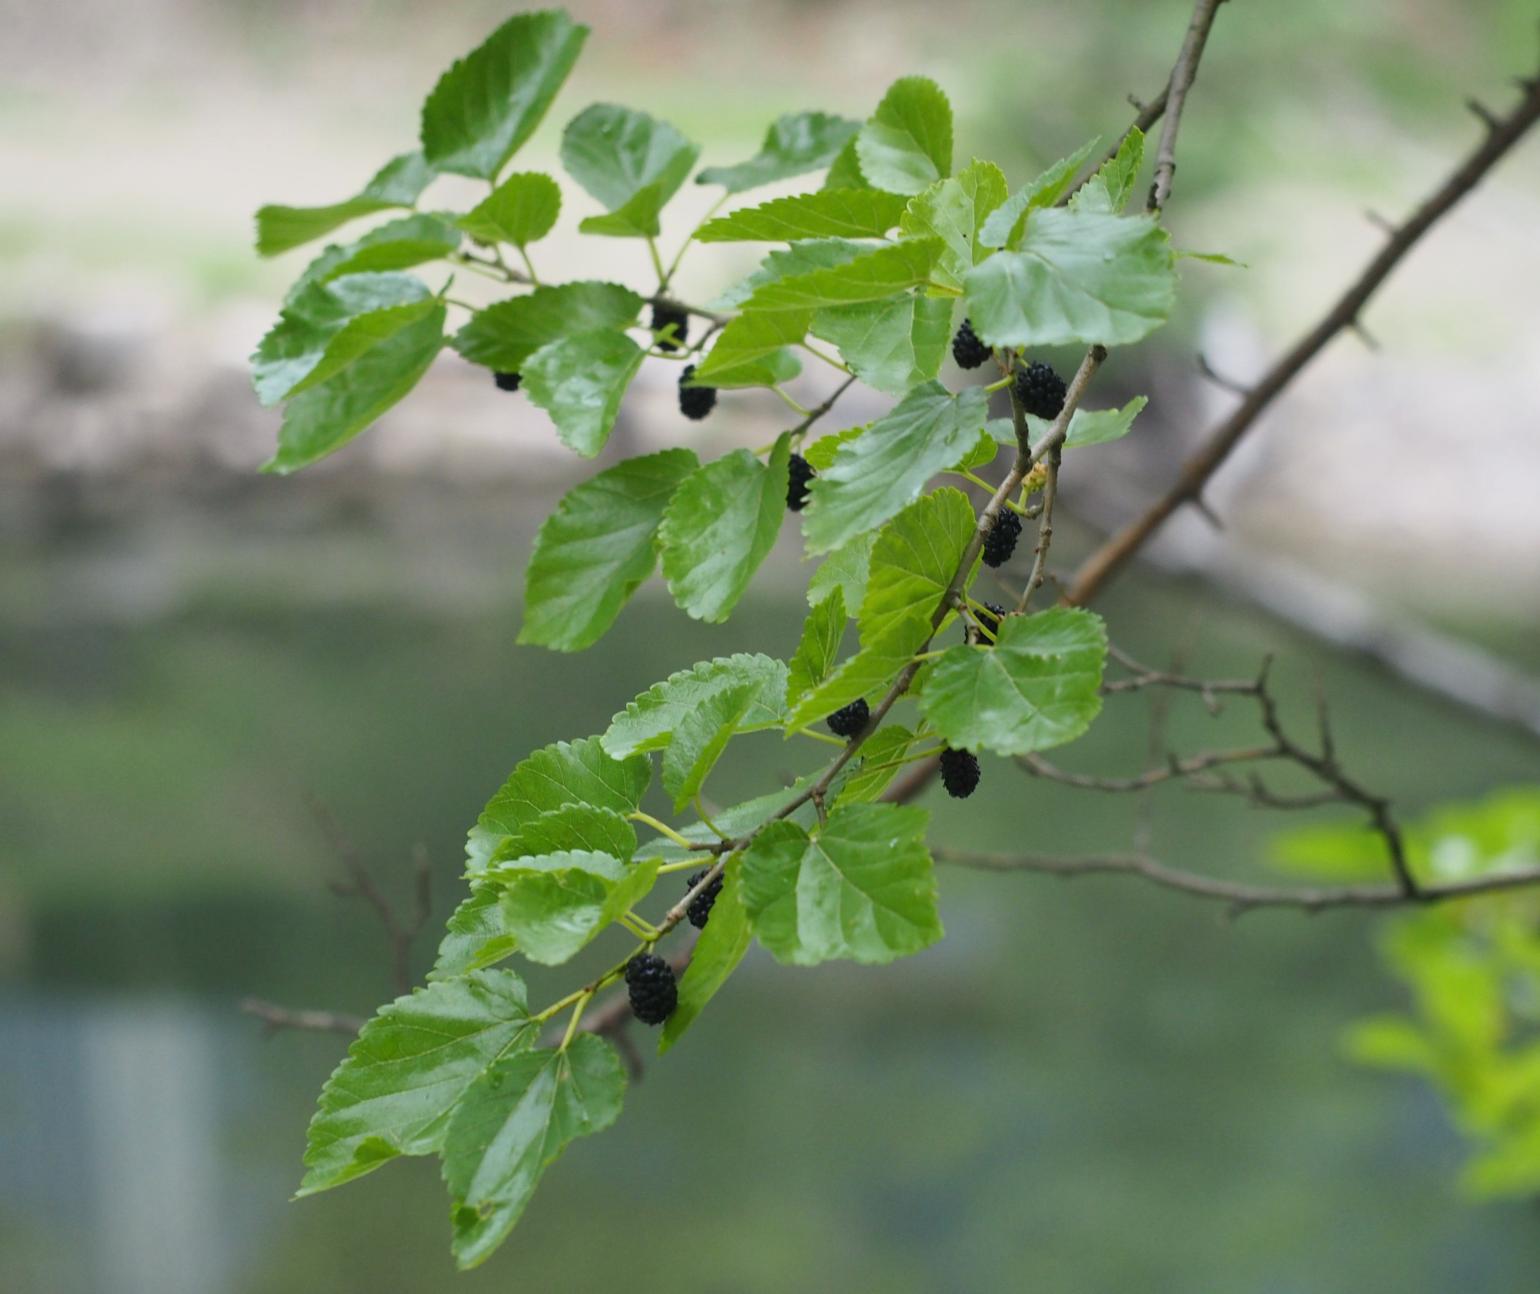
[479,736,650,838]
[978,135,1102,250]
[421,10,589,180]
[520,448,699,652]
[835,724,916,806]
[692,308,810,387]
[264,303,444,474]
[489,852,659,964]
[801,381,987,553]
[661,682,759,811]
[807,531,875,612]
[739,802,942,964]
[856,76,953,196]
[459,171,562,246]
[561,103,699,239]
[786,585,847,709]
[697,111,859,193]
[898,159,1009,289]
[298,969,537,1196]
[432,889,520,980]
[918,606,1108,754]
[452,280,642,373]
[602,652,790,759]
[812,291,952,395]
[660,866,752,1052]
[443,1034,624,1268]
[523,328,646,457]
[251,271,432,407]
[964,206,1175,347]
[658,436,791,623]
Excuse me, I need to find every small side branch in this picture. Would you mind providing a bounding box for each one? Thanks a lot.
[240,998,365,1037]
[937,848,1540,917]
[1148,0,1226,212]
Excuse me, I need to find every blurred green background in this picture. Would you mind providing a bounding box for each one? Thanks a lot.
[4,1,1540,1291]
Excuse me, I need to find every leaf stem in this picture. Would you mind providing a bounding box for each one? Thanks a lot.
[558,989,593,1050]
[630,811,694,849]
[771,387,814,416]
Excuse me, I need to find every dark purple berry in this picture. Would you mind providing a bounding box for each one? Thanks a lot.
[1012,361,1066,419]
[973,601,1007,642]
[651,302,689,353]
[624,953,678,1025]
[826,697,870,738]
[981,509,1022,568]
[787,452,816,512]
[939,748,980,799]
[679,365,717,420]
[493,370,522,392]
[685,868,724,928]
[952,318,991,370]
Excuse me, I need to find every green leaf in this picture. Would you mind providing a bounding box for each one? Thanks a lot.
[661,683,759,811]
[660,866,752,1052]
[1038,395,1148,449]
[452,280,642,373]
[712,238,869,310]
[283,299,442,399]
[986,397,1149,453]
[807,532,875,611]
[523,328,646,457]
[603,653,790,758]
[520,448,698,652]
[964,207,1175,347]
[488,852,656,965]
[812,291,953,395]
[444,1035,625,1269]
[788,488,974,730]
[252,271,433,407]
[739,802,941,964]
[255,151,436,256]
[835,724,916,806]
[490,805,638,866]
[478,737,651,838]
[802,425,864,472]
[298,969,537,1195]
[823,133,868,190]
[420,10,589,180]
[697,112,860,193]
[801,382,987,553]
[786,586,847,708]
[743,237,943,313]
[562,104,699,238]
[697,189,907,242]
[898,160,1009,289]
[432,889,520,979]
[264,302,444,474]
[978,136,1102,249]
[856,77,953,196]
[658,435,791,623]
[918,606,1107,754]
[1072,127,1144,215]
[692,309,810,388]
[291,214,462,291]
[458,172,562,246]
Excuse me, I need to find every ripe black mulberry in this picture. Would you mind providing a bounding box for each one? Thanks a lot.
[974,601,1007,641]
[951,318,991,370]
[827,697,870,738]
[940,748,981,799]
[685,868,724,928]
[624,953,678,1025]
[1013,361,1066,419]
[493,370,522,392]
[981,508,1022,568]
[678,365,717,420]
[651,302,689,353]
[787,453,816,512]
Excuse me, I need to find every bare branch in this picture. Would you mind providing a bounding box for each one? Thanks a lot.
[1068,71,1540,605]
[936,848,1540,916]
[1148,0,1226,212]
[240,998,364,1037]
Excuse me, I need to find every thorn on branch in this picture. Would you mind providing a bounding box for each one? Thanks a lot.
[1466,96,1501,132]
[1196,352,1250,396]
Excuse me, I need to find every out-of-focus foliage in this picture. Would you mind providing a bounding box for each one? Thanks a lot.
[1276,789,1540,1195]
